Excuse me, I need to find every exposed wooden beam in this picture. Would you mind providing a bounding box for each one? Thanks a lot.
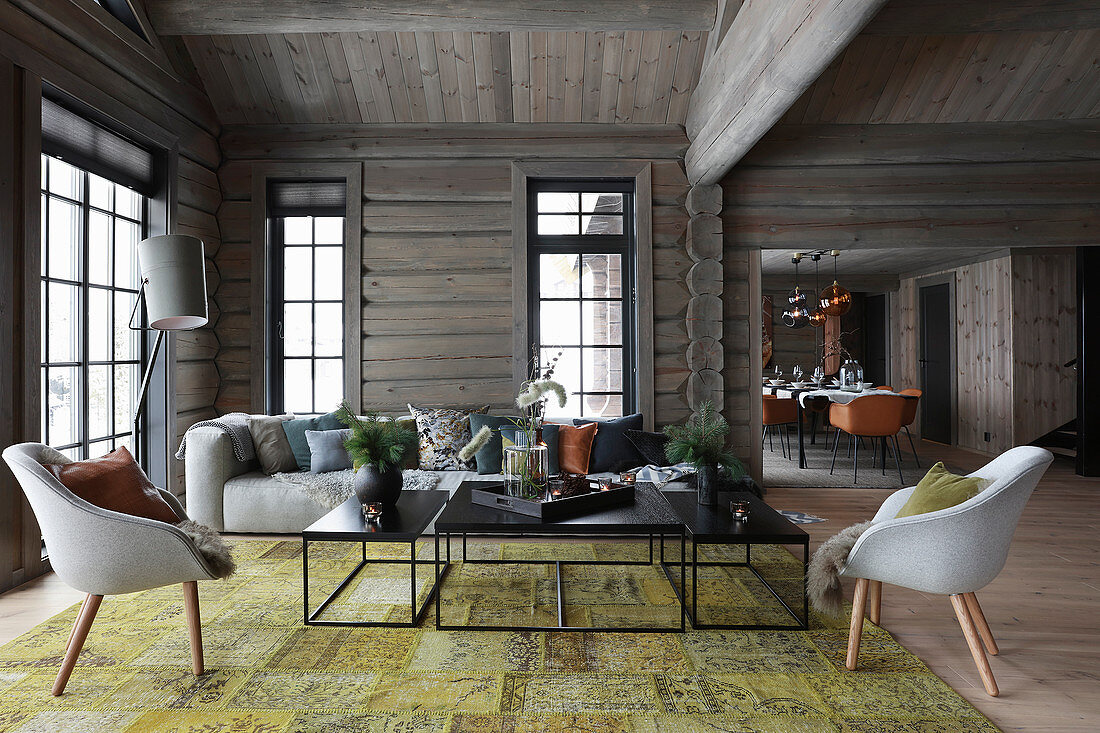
[762,274,899,292]
[864,0,1100,35]
[145,0,719,35]
[701,0,743,69]
[684,0,889,186]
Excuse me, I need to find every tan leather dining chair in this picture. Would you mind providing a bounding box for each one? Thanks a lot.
[762,395,798,460]
[828,395,907,484]
[898,388,922,467]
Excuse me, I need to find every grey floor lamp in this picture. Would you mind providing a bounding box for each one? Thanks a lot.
[129,234,209,463]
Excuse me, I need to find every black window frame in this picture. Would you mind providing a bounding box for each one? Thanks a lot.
[526,178,638,417]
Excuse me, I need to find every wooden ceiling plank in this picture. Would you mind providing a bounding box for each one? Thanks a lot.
[182,35,245,124]
[796,56,845,124]
[357,32,397,123]
[896,34,980,123]
[649,30,682,125]
[863,0,1100,35]
[546,31,567,122]
[984,32,1065,121]
[339,31,380,123]
[1049,28,1100,119]
[471,31,497,122]
[879,34,945,122]
[840,34,909,122]
[510,32,532,123]
[615,30,643,123]
[147,0,720,35]
[667,31,703,125]
[562,31,585,121]
[320,32,365,123]
[414,32,446,122]
[282,33,329,123]
[818,35,874,124]
[434,32,462,122]
[597,31,624,122]
[1004,30,1092,121]
[965,32,1055,123]
[225,35,279,123]
[395,31,429,122]
[529,32,549,122]
[631,31,664,124]
[490,31,514,122]
[581,32,605,123]
[302,33,351,122]
[377,32,413,122]
[998,30,1076,122]
[865,34,927,123]
[258,33,310,123]
[451,33,480,122]
[247,34,303,124]
[934,33,1011,124]
[702,0,744,71]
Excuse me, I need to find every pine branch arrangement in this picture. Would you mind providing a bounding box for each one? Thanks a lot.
[663,401,745,476]
[335,400,418,471]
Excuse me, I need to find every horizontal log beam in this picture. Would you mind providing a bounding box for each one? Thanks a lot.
[863,0,1100,35]
[685,0,888,186]
[146,0,719,35]
[762,274,899,292]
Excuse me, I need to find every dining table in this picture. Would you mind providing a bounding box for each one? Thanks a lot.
[761,383,916,469]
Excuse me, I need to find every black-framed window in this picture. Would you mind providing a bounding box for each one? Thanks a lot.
[40,153,146,459]
[268,205,346,415]
[527,180,636,419]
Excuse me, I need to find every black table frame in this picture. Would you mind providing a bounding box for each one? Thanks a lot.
[301,493,451,627]
[659,491,810,631]
[433,485,686,633]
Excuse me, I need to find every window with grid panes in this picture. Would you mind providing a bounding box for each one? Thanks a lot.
[40,154,145,459]
[269,215,346,414]
[528,181,636,419]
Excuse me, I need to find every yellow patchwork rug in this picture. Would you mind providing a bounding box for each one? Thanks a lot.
[0,539,999,732]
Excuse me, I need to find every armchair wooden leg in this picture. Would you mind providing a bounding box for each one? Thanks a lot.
[53,594,102,696]
[868,580,882,625]
[846,578,869,670]
[964,592,999,655]
[951,594,999,696]
[183,581,204,676]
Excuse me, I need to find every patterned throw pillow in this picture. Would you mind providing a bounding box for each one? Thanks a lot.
[408,404,490,470]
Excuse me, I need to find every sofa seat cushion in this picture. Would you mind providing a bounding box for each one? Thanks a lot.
[222,471,331,533]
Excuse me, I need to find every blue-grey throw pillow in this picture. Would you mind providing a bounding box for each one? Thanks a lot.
[573,413,645,473]
[468,414,519,475]
[500,424,560,475]
[282,411,342,471]
[305,429,352,473]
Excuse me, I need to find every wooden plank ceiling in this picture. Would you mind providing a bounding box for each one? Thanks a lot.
[181,31,707,125]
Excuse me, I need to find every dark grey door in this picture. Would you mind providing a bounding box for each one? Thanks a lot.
[863,293,889,386]
[919,283,953,444]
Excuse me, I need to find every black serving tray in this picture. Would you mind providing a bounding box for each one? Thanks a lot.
[470,482,635,520]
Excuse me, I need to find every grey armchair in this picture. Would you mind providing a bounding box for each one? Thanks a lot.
[2,443,221,696]
[841,445,1054,696]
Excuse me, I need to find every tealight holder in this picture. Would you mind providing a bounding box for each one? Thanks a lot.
[619,471,637,485]
[597,477,614,491]
[730,500,751,521]
[362,502,383,522]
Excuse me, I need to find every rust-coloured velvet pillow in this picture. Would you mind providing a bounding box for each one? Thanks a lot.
[45,446,179,524]
[555,422,598,475]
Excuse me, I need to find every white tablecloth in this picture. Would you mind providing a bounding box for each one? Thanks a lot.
[763,385,909,407]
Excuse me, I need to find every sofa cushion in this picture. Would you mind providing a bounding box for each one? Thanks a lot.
[247,414,297,474]
[305,429,353,473]
[895,462,990,518]
[625,429,669,467]
[556,422,598,474]
[468,414,519,475]
[45,446,179,524]
[409,404,489,471]
[282,411,343,471]
[573,414,645,473]
[500,424,560,475]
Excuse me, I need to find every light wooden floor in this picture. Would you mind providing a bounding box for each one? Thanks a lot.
[1,442,1096,731]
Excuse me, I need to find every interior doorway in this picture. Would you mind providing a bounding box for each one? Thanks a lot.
[863,293,889,386]
[918,279,956,445]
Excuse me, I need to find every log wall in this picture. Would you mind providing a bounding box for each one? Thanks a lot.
[214,124,692,426]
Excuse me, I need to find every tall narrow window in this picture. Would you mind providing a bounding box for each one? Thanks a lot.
[40,154,146,459]
[268,180,347,414]
[528,181,636,418]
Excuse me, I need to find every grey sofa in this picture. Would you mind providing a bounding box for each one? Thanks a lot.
[184,426,514,533]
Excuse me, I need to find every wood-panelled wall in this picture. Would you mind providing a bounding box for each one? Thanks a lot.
[0,0,220,591]
[213,124,692,425]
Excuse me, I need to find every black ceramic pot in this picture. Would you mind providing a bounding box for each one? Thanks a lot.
[353,464,404,507]
[696,464,719,506]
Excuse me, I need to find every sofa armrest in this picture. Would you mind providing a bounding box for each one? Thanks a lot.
[184,427,256,531]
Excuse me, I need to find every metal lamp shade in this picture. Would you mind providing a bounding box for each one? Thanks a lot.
[137,234,208,330]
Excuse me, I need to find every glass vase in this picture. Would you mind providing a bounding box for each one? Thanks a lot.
[503,444,549,499]
[839,359,864,388]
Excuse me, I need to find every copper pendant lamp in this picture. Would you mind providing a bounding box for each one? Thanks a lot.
[808,253,827,327]
[783,254,810,329]
[820,249,852,317]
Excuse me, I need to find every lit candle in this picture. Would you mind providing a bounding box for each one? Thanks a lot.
[363,503,383,522]
[598,478,613,491]
[619,472,636,484]
[730,500,750,521]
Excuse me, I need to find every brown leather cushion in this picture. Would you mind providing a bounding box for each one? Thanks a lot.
[45,446,180,524]
[555,422,598,475]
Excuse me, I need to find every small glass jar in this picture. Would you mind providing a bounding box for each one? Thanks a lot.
[730,500,751,521]
[839,359,864,388]
[503,444,549,499]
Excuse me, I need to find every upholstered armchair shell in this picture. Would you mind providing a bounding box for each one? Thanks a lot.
[2,443,220,695]
[840,445,1054,696]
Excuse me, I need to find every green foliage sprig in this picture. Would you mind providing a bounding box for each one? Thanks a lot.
[335,400,418,471]
[663,401,745,477]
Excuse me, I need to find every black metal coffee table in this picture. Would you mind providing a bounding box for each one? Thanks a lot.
[301,491,450,627]
[434,482,686,632]
[659,490,809,630]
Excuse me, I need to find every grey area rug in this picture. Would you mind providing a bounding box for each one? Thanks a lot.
[762,429,944,489]
[272,469,441,509]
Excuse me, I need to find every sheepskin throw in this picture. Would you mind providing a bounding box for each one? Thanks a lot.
[807,520,873,617]
[175,520,236,579]
[272,468,441,509]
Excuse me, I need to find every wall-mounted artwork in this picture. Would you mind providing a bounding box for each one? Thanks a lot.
[762,295,773,368]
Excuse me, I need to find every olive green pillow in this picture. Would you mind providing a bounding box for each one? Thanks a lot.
[895,462,990,518]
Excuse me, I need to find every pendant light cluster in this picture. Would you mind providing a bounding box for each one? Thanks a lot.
[782,249,851,329]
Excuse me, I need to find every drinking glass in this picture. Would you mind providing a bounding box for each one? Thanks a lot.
[793,365,803,382]
[813,366,825,383]
[773,365,782,380]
